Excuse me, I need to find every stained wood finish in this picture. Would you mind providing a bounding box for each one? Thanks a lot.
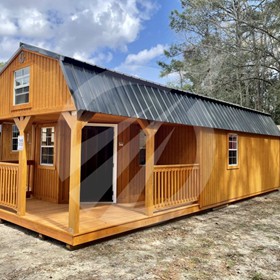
[0,162,18,210]
[155,125,197,165]
[199,129,280,208]
[57,119,70,203]
[137,119,160,216]
[0,50,75,120]
[117,121,142,203]
[0,123,32,162]
[14,116,33,216]
[153,164,200,209]
[116,122,199,204]
[33,123,59,202]
[62,111,89,234]
[0,197,200,246]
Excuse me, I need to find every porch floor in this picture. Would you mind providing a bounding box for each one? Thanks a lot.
[0,198,200,247]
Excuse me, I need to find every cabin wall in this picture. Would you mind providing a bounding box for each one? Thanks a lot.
[0,123,32,162]
[0,50,75,119]
[33,121,70,203]
[199,128,280,208]
[155,125,197,165]
[57,119,70,203]
[117,123,198,204]
[117,122,145,203]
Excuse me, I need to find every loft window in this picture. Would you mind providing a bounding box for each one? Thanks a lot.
[12,125,19,151]
[228,134,238,166]
[14,67,30,105]
[139,130,146,165]
[40,127,55,165]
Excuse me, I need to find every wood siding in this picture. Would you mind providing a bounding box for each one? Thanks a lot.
[199,129,280,208]
[57,119,70,203]
[155,125,197,165]
[117,122,145,203]
[0,50,75,119]
[117,123,198,204]
[0,123,32,162]
[33,122,70,203]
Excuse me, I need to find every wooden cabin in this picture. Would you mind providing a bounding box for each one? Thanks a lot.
[0,43,279,248]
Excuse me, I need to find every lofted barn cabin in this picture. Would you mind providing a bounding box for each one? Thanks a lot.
[0,43,279,248]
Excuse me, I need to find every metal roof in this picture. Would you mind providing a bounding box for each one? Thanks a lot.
[59,58,280,137]
[5,43,280,137]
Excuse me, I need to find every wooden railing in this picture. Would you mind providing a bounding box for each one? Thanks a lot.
[0,160,35,211]
[0,162,19,210]
[153,164,200,210]
[26,160,35,196]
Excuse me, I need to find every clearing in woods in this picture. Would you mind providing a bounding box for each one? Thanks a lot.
[0,190,279,280]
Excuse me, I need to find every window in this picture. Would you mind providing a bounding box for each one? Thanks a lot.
[40,127,55,165]
[14,67,30,105]
[228,134,238,166]
[139,130,146,165]
[12,125,19,151]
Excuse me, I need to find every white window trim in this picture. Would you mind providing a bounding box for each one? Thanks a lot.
[228,134,238,166]
[12,124,19,152]
[14,67,30,105]
[40,127,55,166]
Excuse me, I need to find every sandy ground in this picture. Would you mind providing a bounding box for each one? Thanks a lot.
[0,191,279,280]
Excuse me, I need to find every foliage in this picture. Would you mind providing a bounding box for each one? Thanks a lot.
[0,62,5,70]
[159,0,280,123]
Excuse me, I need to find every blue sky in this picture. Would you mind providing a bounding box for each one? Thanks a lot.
[0,0,182,84]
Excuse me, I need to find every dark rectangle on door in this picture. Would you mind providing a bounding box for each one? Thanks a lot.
[81,126,114,202]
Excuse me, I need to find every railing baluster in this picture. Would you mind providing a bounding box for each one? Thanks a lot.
[153,164,200,210]
[0,163,19,210]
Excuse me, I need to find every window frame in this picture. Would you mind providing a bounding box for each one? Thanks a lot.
[40,126,55,166]
[228,133,239,169]
[12,124,19,152]
[139,130,146,166]
[13,66,30,106]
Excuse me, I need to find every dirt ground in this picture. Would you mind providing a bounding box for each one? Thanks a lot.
[0,191,279,280]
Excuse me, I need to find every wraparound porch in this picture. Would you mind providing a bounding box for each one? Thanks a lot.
[0,112,201,247]
[0,197,200,247]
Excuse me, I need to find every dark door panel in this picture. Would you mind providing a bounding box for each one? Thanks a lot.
[80,126,114,202]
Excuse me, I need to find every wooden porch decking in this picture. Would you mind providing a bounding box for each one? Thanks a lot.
[0,198,200,247]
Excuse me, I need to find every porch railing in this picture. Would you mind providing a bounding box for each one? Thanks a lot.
[0,162,19,210]
[0,160,35,211]
[153,164,200,210]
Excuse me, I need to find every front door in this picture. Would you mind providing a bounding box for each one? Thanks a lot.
[80,125,114,202]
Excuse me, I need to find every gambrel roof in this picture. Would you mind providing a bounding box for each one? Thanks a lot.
[4,43,280,137]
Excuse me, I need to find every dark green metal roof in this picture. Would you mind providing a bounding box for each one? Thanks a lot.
[16,43,280,137]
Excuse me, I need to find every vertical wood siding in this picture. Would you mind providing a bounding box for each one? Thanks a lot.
[155,125,197,165]
[0,124,32,162]
[199,129,280,208]
[117,123,198,204]
[57,119,70,203]
[33,124,59,203]
[0,50,74,118]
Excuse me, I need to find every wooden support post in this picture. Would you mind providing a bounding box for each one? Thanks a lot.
[14,116,34,216]
[62,111,92,234]
[137,119,160,216]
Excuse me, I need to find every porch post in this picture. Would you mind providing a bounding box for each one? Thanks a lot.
[138,119,160,216]
[62,111,92,234]
[14,116,34,216]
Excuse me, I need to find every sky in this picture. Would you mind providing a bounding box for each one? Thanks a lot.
[0,0,182,85]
